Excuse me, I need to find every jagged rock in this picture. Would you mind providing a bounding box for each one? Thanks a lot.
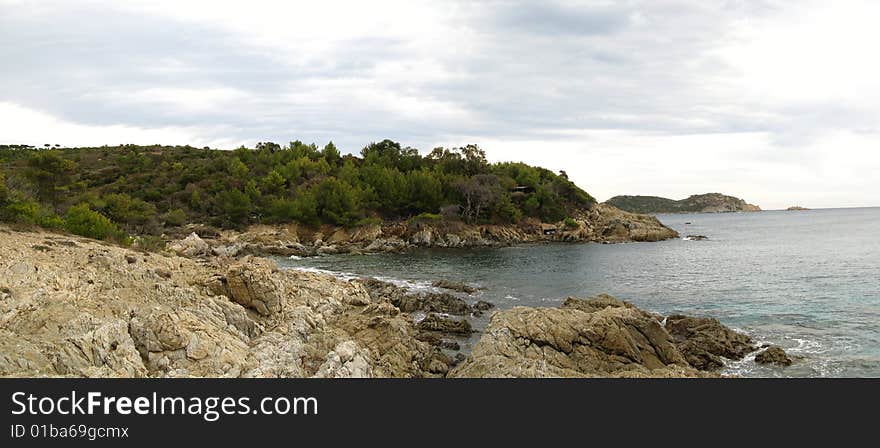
[417,314,473,334]
[312,341,373,378]
[358,278,472,315]
[755,346,793,366]
[222,257,284,316]
[450,297,704,378]
[665,314,756,369]
[561,294,635,313]
[168,232,210,257]
[590,204,679,242]
[0,227,450,378]
[411,229,433,246]
[685,235,708,241]
[473,301,494,311]
[432,280,480,294]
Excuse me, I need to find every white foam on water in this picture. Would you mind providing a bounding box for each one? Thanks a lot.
[288,255,302,260]
[373,275,434,291]
[282,262,444,293]
[286,266,361,281]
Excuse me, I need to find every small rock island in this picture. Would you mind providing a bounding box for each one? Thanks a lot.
[606,193,761,214]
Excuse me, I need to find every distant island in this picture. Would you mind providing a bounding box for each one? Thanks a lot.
[786,206,810,211]
[606,193,761,214]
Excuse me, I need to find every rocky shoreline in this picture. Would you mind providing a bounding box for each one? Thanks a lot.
[0,225,793,378]
[165,203,678,259]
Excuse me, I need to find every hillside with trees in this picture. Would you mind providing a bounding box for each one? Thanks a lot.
[0,141,595,242]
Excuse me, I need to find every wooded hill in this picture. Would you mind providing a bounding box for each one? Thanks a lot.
[0,141,595,241]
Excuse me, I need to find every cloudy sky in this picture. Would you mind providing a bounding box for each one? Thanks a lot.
[2,0,879,209]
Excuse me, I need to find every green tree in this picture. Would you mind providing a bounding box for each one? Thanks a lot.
[404,170,442,214]
[218,189,252,227]
[312,178,360,226]
[261,169,286,195]
[0,168,8,206]
[102,193,157,232]
[322,141,341,167]
[268,192,318,225]
[25,151,77,211]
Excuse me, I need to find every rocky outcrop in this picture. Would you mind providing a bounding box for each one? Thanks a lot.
[587,204,679,242]
[168,232,210,257]
[358,278,483,316]
[755,346,792,366]
[432,280,480,294]
[664,314,756,370]
[0,227,451,378]
[169,204,677,260]
[416,314,473,335]
[450,295,712,378]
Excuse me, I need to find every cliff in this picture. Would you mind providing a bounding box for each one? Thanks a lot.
[606,193,761,214]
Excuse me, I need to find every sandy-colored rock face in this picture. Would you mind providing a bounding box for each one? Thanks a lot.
[0,227,449,378]
[450,295,715,378]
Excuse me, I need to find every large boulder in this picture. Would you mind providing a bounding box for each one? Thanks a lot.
[451,295,703,378]
[217,257,285,316]
[664,314,756,370]
[755,346,792,366]
[168,232,210,257]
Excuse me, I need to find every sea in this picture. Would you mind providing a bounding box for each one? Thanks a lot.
[277,207,880,377]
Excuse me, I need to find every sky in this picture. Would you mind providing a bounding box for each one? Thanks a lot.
[1,0,879,209]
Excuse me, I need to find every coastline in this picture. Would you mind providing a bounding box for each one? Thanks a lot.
[0,224,794,378]
[166,203,679,259]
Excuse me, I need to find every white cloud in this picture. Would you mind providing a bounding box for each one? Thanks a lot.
[0,102,243,148]
[1,0,878,207]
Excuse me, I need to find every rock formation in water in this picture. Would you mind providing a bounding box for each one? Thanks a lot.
[449,295,758,378]
[606,193,761,214]
[755,346,793,366]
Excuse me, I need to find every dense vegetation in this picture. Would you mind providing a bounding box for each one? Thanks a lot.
[606,193,758,214]
[0,141,595,241]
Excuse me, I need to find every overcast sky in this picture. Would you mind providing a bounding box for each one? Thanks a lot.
[2,0,879,209]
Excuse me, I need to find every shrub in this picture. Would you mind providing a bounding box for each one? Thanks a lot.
[38,213,65,229]
[354,217,382,227]
[1,201,41,223]
[64,203,128,242]
[412,212,441,222]
[133,235,166,252]
[563,217,579,229]
[164,208,187,227]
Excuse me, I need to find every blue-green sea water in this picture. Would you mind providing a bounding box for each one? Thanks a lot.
[278,207,880,377]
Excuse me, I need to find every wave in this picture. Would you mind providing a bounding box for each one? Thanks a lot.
[281,264,441,293]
